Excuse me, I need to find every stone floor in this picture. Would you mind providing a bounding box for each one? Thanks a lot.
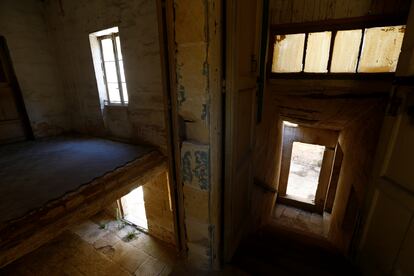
[1,212,179,276]
[273,204,331,238]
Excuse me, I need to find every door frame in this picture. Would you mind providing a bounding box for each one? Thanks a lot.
[155,0,186,254]
[277,124,338,213]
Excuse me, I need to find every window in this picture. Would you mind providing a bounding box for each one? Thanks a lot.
[270,22,406,76]
[91,27,128,106]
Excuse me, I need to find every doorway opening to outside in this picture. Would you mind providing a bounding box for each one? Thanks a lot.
[286,141,325,203]
[119,186,148,231]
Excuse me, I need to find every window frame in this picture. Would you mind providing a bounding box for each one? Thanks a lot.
[268,15,407,80]
[97,32,128,106]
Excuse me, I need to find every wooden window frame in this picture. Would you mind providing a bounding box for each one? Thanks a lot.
[97,32,128,106]
[268,15,408,80]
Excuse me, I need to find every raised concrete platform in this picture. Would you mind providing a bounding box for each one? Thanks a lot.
[0,135,167,267]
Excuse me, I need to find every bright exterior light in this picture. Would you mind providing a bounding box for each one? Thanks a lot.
[283,121,298,127]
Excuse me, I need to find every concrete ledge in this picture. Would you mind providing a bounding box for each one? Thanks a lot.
[0,150,167,268]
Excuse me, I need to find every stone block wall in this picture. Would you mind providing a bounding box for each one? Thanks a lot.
[143,171,176,245]
[173,0,222,269]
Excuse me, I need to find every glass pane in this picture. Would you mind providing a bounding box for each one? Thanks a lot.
[119,60,126,82]
[107,82,121,103]
[104,61,118,83]
[122,83,128,103]
[101,38,115,61]
[272,34,305,73]
[304,31,331,73]
[286,142,325,201]
[330,30,362,73]
[358,25,405,73]
[116,36,122,60]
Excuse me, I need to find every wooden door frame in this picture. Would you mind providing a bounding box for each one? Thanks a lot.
[155,0,186,254]
[0,36,33,141]
[277,124,338,213]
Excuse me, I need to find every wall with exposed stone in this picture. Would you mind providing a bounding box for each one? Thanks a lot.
[0,0,69,137]
[173,0,222,269]
[143,171,176,246]
[44,0,167,150]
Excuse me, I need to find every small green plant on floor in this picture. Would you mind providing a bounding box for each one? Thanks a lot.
[98,222,107,230]
[124,230,138,242]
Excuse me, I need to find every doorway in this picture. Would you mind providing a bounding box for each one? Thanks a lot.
[277,123,339,214]
[286,141,325,202]
[119,186,148,231]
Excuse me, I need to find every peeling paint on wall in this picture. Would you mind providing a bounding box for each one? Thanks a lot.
[194,150,209,190]
[176,63,186,106]
[182,151,193,183]
[201,103,208,121]
[181,141,210,191]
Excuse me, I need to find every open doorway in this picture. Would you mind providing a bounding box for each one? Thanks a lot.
[275,122,340,238]
[115,172,176,246]
[119,186,148,231]
[286,142,325,203]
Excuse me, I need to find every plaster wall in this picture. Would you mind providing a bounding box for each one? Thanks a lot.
[329,102,387,252]
[44,0,167,150]
[0,0,69,137]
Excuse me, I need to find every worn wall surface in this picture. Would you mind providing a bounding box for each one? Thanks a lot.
[329,102,387,252]
[44,0,167,149]
[143,171,175,245]
[173,0,222,269]
[0,0,69,137]
[270,0,410,25]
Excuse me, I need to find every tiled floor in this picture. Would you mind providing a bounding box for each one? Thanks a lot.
[273,204,331,238]
[1,212,179,276]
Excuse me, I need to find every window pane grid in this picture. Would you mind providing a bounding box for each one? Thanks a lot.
[271,24,405,75]
[98,32,128,105]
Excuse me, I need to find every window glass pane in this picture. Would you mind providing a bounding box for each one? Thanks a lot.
[101,38,115,61]
[122,83,128,103]
[358,25,405,73]
[304,31,331,73]
[330,30,362,73]
[116,36,122,60]
[107,82,121,103]
[104,61,118,83]
[272,34,305,73]
[119,60,126,82]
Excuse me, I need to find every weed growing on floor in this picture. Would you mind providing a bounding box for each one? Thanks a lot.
[98,222,107,230]
[123,230,138,242]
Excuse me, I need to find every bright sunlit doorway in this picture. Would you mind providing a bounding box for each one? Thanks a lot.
[119,186,148,231]
[286,141,325,203]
